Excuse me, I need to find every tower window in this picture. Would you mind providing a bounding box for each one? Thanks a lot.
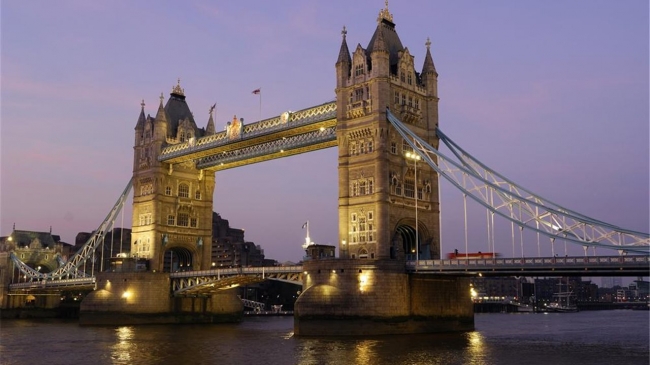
[190,218,198,228]
[195,190,201,200]
[400,71,405,82]
[394,91,400,105]
[368,140,373,153]
[177,213,189,227]
[368,179,374,194]
[355,64,365,76]
[165,186,172,196]
[407,73,413,85]
[415,99,420,110]
[359,181,367,195]
[178,184,189,198]
[350,142,357,155]
[401,94,406,105]
[404,178,415,198]
[390,142,397,154]
[168,215,175,226]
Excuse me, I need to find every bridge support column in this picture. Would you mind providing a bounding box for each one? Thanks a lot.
[80,272,242,325]
[294,259,474,336]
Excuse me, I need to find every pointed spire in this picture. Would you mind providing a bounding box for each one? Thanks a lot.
[369,23,388,54]
[206,103,216,135]
[422,37,437,75]
[155,92,168,123]
[135,99,146,130]
[337,25,351,65]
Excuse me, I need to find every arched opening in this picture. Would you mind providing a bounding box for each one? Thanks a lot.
[163,247,193,273]
[395,224,418,260]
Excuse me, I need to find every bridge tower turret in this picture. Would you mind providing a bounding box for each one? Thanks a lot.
[335,3,441,262]
[131,81,215,272]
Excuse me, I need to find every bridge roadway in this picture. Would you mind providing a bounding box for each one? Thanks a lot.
[9,256,648,294]
[407,255,650,277]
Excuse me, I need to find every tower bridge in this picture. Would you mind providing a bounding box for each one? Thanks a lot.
[2,3,649,334]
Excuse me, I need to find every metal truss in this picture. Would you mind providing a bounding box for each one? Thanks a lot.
[196,127,336,170]
[386,109,650,254]
[170,266,303,296]
[159,101,337,162]
[10,178,134,282]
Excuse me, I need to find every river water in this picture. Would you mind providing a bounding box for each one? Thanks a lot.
[1,310,648,365]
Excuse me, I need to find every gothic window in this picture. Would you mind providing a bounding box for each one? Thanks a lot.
[390,142,397,154]
[395,182,402,196]
[407,73,413,85]
[351,182,358,196]
[417,187,423,200]
[402,140,413,154]
[360,142,365,154]
[359,217,366,233]
[367,140,373,153]
[401,94,406,105]
[195,190,201,200]
[408,96,413,107]
[165,186,172,196]
[400,70,405,82]
[404,178,415,198]
[349,92,353,104]
[139,213,152,226]
[415,98,420,110]
[177,213,189,227]
[180,132,185,142]
[368,179,374,194]
[355,63,365,76]
[359,248,368,259]
[168,215,175,225]
[178,183,189,198]
[394,91,400,105]
[190,218,198,228]
[359,181,367,195]
[355,88,364,101]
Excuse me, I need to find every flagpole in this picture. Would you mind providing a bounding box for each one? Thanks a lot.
[259,88,262,121]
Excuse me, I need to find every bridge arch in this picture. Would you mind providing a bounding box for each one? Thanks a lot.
[162,245,195,273]
[394,219,432,260]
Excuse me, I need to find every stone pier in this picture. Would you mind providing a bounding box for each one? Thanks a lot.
[294,259,474,336]
[80,272,242,325]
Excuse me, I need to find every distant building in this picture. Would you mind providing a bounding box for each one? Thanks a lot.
[209,212,266,267]
[0,227,73,273]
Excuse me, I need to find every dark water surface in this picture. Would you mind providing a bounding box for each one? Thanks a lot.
[1,310,648,365]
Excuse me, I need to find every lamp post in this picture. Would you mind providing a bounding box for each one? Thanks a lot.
[405,150,421,266]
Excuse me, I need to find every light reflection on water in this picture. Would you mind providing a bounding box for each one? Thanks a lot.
[1,311,648,365]
[111,326,133,363]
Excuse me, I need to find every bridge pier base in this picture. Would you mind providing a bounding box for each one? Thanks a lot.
[79,272,242,325]
[294,259,474,336]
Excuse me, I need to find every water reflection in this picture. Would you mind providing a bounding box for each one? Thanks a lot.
[465,331,487,365]
[111,326,134,363]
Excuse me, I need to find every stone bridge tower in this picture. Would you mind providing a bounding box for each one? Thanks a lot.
[295,4,472,336]
[335,5,441,261]
[131,82,216,272]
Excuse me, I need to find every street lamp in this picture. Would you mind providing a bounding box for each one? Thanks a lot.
[405,150,421,266]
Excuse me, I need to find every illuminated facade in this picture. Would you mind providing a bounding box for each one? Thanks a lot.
[132,82,216,272]
[335,4,441,260]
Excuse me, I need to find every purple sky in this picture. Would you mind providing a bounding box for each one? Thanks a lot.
[2,1,648,266]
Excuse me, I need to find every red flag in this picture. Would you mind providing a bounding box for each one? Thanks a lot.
[252,88,261,95]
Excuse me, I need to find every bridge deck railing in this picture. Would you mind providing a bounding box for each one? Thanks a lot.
[169,265,304,279]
